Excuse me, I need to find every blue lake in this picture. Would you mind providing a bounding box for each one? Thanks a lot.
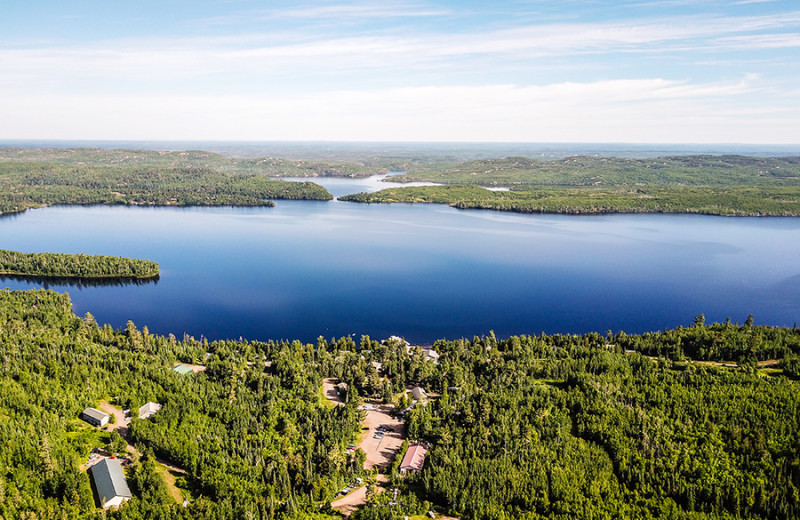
[2,183,799,343]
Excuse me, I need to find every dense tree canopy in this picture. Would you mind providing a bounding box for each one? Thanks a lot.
[342,155,800,216]
[0,250,159,279]
[0,289,798,519]
[340,185,800,216]
[0,161,333,214]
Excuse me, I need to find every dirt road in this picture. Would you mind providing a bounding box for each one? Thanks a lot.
[330,475,388,517]
[330,484,368,517]
[322,377,345,405]
[97,401,134,452]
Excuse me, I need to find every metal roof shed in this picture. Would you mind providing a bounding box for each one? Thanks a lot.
[80,407,110,427]
[400,443,429,473]
[90,458,132,508]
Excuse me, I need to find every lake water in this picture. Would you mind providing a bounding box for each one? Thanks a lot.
[2,180,799,343]
[281,172,439,199]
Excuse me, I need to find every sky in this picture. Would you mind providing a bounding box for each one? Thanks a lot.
[0,0,798,143]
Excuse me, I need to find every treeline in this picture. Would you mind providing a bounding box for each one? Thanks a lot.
[0,249,159,279]
[340,184,800,216]
[399,327,800,519]
[1,289,799,519]
[0,162,333,214]
[0,147,381,178]
[389,155,800,187]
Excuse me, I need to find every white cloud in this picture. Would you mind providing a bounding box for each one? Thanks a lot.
[733,0,780,5]
[712,32,800,50]
[196,2,450,27]
[269,3,450,20]
[1,5,798,143]
[3,10,799,90]
[1,77,794,143]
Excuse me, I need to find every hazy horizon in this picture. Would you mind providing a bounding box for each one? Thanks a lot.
[1,139,798,160]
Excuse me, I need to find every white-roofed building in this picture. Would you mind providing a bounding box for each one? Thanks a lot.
[138,402,162,420]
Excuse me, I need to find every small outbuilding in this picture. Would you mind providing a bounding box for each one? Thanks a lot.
[400,443,428,474]
[138,401,162,420]
[90,457,132,508]
[171,364,193,375]
[80,407,110,427]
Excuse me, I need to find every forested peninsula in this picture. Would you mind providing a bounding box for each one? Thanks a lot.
[0,249,159,279]
[0,148,336,214]
[343,155,800,216]
[2,288,799,519]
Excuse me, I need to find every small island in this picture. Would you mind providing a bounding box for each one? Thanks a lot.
[0,249,159,280]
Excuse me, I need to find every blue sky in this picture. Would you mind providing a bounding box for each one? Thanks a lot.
[1,0,798,143]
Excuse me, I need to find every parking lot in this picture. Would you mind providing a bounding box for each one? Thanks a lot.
[358,402,404,470]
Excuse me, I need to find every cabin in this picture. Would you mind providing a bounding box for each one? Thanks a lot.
[411,386,427,402]
[80,407,110,427]
[138,401,162,420]
[405,344,439,362]
[90,458,132,508]
[425,349,440,362]
[400,443,428,474]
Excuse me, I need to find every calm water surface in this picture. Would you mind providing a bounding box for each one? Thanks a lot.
[2,191,799,343]
[281,172,439,198]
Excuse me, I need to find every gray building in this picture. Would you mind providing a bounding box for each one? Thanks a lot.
[90,458,132,508]
[80,407,110,427]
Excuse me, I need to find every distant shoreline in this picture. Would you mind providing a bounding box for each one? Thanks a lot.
[2,139,798,159]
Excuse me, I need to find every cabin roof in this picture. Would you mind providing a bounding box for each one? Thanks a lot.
[400,443,428,472]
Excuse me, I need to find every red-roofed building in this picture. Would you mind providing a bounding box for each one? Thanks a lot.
[400,443,428,474]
